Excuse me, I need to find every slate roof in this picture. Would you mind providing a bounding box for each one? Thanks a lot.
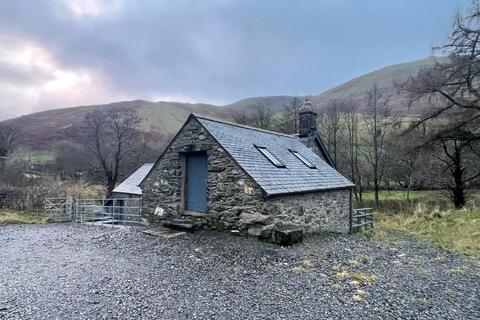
[113,163,154,195]
[196,115,354,196]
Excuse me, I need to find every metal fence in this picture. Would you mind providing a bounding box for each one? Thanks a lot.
[75,198,143,227]
[43,197,143,227]
[1,191,47,212]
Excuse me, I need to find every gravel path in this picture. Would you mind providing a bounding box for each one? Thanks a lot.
[0,224,479,320]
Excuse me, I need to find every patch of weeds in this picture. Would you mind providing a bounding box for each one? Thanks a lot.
[349,280,361,288]
[415,267,431,276]
[356,289,367,297]
[358,255,372,264]
[445,288,455,297]
[434,256,449,264]
[416,297,428,305]
[335,270,349,279]
[351,271,379,285]
[370,228,398,245]
[328,283,342,290]
[345,259,359,268]
[449,266,469,273]
[352,290,367,302]
[292,260,316,273]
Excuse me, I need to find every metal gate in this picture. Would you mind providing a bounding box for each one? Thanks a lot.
[75,198,143,227]
[45,197,73,221]
[44,197,143,227]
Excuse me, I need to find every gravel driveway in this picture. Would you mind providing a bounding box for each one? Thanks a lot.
[0,224,479,320]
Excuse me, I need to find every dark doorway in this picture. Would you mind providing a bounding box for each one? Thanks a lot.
[185,153,208,213]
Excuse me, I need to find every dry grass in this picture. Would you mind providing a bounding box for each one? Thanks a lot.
[360,190,480,213]
[0,211,47,224]
[49,180,105,199]
[375,208,480,258]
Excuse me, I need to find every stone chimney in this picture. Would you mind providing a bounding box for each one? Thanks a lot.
[298,98,317,137]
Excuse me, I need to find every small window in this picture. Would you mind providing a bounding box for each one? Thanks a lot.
[256,146,285,167]
[290,150,316,168]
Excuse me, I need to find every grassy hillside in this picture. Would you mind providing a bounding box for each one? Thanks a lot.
[225,95,300,112]
[2,56,438,149]
[315,57,438,101]
[5,100,231,149]
[311,56,441,114]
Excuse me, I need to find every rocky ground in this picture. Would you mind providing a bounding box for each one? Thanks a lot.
[0,223,479,320]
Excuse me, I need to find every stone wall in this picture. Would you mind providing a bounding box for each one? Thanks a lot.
[261,189,351,234]
[141,117,262,219]
[141,116,351,237]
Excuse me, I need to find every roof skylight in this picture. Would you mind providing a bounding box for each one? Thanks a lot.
[256,146,285,168]
[290,150,316,168]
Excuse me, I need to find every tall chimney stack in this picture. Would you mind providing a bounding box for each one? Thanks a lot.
[298,98,317,137]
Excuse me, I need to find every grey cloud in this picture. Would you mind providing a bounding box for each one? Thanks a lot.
[0,62,54,86]
[0,0,472,113]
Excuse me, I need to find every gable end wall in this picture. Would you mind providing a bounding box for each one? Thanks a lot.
[142,117,263,219]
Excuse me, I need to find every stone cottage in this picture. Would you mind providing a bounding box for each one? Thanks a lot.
[139,101,354,240]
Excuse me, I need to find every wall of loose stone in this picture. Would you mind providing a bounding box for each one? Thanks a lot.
[141,117,263,221]
[260,189,351,234]
[141,116,351,237]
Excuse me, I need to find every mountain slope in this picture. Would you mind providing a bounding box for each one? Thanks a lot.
[2,56,437,149]
[310,56,440,113]
[5,100,230,149]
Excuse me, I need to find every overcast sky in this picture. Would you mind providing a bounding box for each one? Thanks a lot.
[0,0,470,118]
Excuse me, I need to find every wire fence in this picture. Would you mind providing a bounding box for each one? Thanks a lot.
[0,191,48,212]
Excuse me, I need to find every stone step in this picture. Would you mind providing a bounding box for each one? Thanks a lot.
[162,219,197,231]
[271,227,304,246]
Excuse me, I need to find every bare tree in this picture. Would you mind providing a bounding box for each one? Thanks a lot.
[361,84,394,206]
[317,100,344,167]
[278,96,302,134]
[0,124,20,158]
[402,0,480,137]
[402,1,480,207]
[0,124,20,175]
[250,106,275,130]
[425,123,480,208]
[232,106,275,130]
[232,111,249,125]
[54,141,89,180]
[81,108,142,198]
[438,138,480,208]
[341,100,364,203]
[387,125,426,202]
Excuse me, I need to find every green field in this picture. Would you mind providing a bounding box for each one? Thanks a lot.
[365,190,480,258]
[361,190,445,202]
[359,190,480,214]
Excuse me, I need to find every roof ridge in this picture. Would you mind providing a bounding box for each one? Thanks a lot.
[193,113,297,139]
